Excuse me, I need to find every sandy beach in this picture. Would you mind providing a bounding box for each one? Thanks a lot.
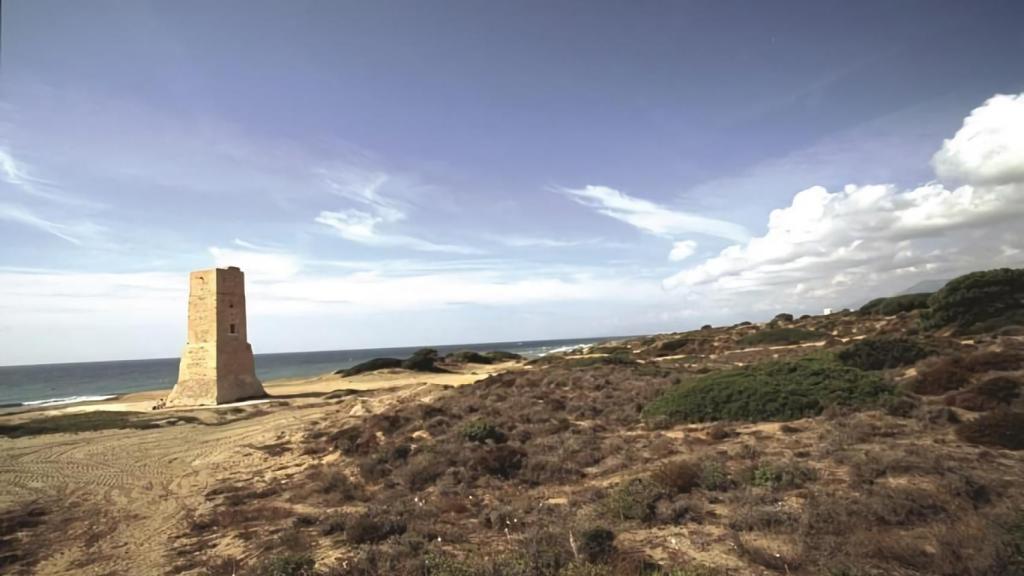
[0,361,520,574]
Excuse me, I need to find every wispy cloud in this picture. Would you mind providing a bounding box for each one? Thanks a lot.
[314,165,481,254]
[488,235,610,248]
[0,147,105,245]
[0,147,94,206]
[315,209,483,254]
[0,202,102,245]
[318,167,408,222]
[557,185,750,244]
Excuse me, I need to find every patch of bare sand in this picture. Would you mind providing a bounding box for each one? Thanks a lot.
[0,362,518,575]
[5,361,519,418]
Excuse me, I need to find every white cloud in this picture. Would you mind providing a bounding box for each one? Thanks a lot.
[208,246,302,280]
[251,269,657,313]
[668,240,697,262]
[0,148,34,187]
[318,167,408,222]
[0,261,668,364]
[663,92,1024,312]
[0,147,94,206]
[315,209,482,254]
[558,185,750,243]
[933,93,1024,185]
[0,202,103,245]
[489,235,608,248]
[314,166,480,254]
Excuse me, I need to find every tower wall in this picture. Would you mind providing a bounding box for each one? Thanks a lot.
[166,267,265,406]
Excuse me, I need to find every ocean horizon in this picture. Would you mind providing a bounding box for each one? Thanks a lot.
[0,336,618,407]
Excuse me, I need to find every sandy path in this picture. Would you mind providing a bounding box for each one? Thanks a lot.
[0,364,514,575]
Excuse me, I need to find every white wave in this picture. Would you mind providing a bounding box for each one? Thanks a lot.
[538,344,590,356]
[22,395,117,407]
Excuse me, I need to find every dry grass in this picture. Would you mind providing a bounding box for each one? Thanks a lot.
[153,315,1024,575]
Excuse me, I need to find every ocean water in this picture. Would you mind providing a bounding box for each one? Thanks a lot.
[0,337,611,407]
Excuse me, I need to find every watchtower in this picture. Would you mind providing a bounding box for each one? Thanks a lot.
[166,267,265,406]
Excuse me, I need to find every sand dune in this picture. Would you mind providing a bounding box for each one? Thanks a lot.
[0,362,517,575]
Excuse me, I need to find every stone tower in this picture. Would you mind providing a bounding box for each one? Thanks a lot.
[166,267,265,406]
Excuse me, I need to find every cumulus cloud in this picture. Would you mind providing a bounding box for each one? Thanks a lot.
[668,240,698,262]
[932,93,1024,185]
[664,92,1024,311]
[558,185,750,243]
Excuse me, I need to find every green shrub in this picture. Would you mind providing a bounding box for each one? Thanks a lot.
[402,348,446,372]
[252,553,315,576]
[957,410,1024,450]
[923,268,1024,331]
[481,350,522,362]
[444,350,494,364]
[737,328,826,347]
[460,419,507,444]
[749,460,817,490]
[858,292,932,315]
[643,357,893,424]
[654,336,714,356]
[341,357,402,377]
[836,336,931,371]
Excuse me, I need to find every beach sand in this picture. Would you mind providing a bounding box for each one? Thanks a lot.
[0,361,520,575]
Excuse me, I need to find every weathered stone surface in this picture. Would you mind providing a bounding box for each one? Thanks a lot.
[165,267,265,406]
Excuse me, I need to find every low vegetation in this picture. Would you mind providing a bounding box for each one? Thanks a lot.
[858,292,933,315]
[923,267,1024,332]
[339,357,402,376]
[957,410,1024,450]
[736,327,826,347]
[0,411,202,438]
[837,336,932,370]
[9,267,1024,575]
[946,376,1021,411]
[443,350,494,364]
[341,348,452,377]
[910,356,972,395]
[643,356,894,424]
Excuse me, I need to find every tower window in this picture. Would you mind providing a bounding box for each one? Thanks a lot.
[229,323,237,335]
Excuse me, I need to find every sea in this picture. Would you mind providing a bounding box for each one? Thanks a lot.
[0,337,613,408]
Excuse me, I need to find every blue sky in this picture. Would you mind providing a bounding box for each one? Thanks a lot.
[2,1,1024,364]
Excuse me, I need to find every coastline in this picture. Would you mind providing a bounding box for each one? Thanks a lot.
[0,336,611,408]
[0,360,523,420]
